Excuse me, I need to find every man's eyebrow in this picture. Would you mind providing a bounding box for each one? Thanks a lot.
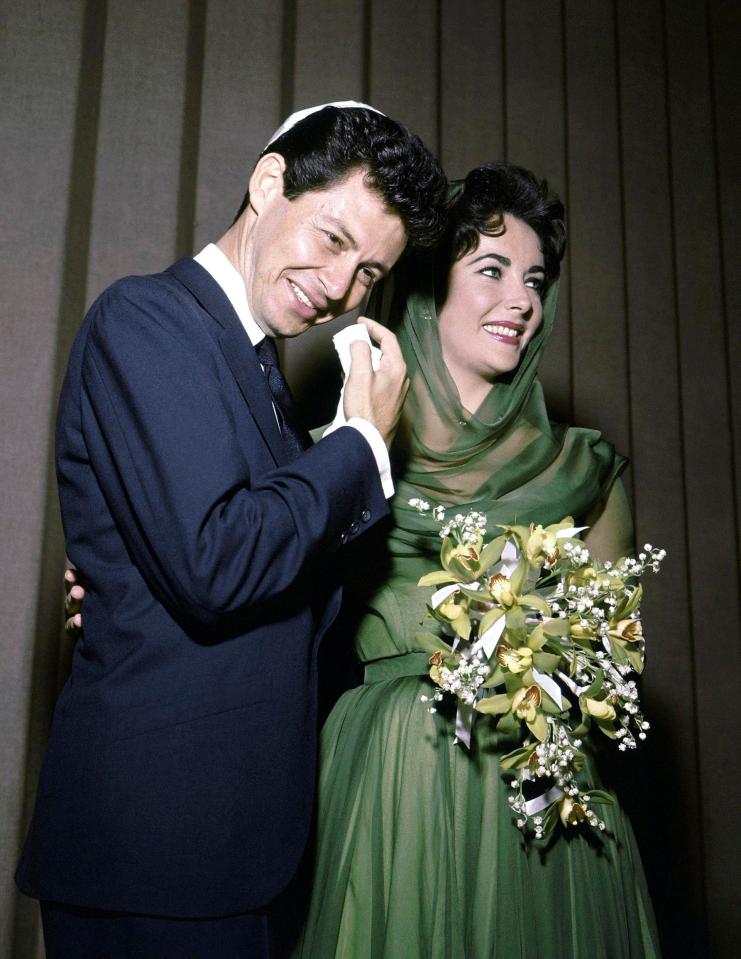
[469,252,545,273]
[323,216,391,276]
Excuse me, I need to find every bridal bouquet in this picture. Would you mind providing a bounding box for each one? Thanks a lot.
[410,499,665,838]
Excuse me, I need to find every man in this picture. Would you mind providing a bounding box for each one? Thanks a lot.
[16,103,447,956]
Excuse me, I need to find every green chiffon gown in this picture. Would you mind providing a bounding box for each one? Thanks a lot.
[291,569,660,959]
[289,259,661,957]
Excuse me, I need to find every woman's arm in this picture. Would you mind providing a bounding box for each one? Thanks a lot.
[582,478,634,564]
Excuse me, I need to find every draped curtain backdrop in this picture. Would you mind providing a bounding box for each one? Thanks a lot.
[2,1,739,956]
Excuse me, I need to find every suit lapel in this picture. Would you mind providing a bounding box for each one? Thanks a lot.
[167,258,290,468]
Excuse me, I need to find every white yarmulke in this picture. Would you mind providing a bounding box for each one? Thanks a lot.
[264,101,386,150]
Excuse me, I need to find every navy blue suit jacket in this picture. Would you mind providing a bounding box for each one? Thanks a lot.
[16,258,388,917]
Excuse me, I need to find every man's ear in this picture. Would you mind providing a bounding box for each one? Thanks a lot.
[248,153,287,215]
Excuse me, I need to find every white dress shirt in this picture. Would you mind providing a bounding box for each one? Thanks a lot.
[193,244,394,497]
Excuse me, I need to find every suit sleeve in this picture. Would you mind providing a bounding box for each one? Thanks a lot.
[79,279,388,625]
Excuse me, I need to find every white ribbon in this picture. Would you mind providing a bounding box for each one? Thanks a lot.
[487,539,520,580]
[430,583,462,609]
[453,702,474,749]
[473,614,506,659]
[524,783,565,817]
[556,526,588,539]
[429,580,480,611]
[265,100,386,149]
[557,670,588,696]
[532,667,565,711]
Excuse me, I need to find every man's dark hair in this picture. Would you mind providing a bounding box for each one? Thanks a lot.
[440,162,567,287]
[233,106,448,249]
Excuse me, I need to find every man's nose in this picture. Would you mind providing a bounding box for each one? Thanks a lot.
[323,259,357,304]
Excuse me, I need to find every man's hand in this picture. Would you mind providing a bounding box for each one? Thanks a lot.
[64,568,85,637]
[342,317,409,448]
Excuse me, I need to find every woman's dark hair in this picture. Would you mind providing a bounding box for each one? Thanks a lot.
[233,106,448,250]
[439,162,566,290]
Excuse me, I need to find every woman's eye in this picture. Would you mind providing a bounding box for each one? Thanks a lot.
[359,267,375,287]
[525,277,544,294]
[479,266,501,279]
[326,232,342,247]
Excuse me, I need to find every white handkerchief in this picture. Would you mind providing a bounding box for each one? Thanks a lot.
[327,324,382,431]
[333,323,382,376]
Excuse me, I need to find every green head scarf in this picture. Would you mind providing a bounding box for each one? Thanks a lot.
[381,245,626,559]
[346,199,626,665]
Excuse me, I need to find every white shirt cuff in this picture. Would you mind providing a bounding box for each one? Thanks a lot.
[323,417,394,499]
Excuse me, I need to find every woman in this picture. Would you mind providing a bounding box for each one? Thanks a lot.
[287,163,660,958]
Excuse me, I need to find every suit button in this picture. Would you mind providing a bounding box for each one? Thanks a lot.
[361,509,371,522]
[340,531,349,545]
[350,521,359,534]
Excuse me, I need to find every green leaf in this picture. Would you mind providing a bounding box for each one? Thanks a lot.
[584,668,605,699]
[615,583,643,619]
[510,557,529,594]
[452,615,472,641]
[478,534,507,572]
[594,718,617,739]
[520,593,551,616]
[532,652,561,673]
[572,718,591,737]
[458,586,486,602]
[479,606,505,637]
[500,744,537,769]
[475,692,512,715]
[527,713,548,742]
[504,671,526,696]
[625,646,645,674]
[541,691,571,715]
[496,710,520,734]
[481,664,506,689]
[505,605,527,645]
[541,802,560,836]
[418,570,457,588]
[413,631,451,656]
[543,618,570,637]
[608,637,629,666]
[498,523,530,542]
[586,789,615,806]
[527,622,547,651]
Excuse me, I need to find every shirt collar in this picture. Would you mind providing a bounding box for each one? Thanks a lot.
[193,243,265,347]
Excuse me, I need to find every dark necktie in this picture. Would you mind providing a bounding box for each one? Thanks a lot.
[254,337,311,459]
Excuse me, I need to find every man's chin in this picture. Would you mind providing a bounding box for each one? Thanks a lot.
[270,314,332,338]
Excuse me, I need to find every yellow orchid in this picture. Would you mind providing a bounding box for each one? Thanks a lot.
[512,685,542,723]
[569,620,596,641]
[609,618,643,643]
[583,697,616,722]
[525,524,560,567]
[437,595,466,623]
[496,643,533,674]
[568,566,597,588]
[434,590,471,641]
[559,796,587,826]
[446,536,483,575]
[429,650,445,686]
[488,573,516,608]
